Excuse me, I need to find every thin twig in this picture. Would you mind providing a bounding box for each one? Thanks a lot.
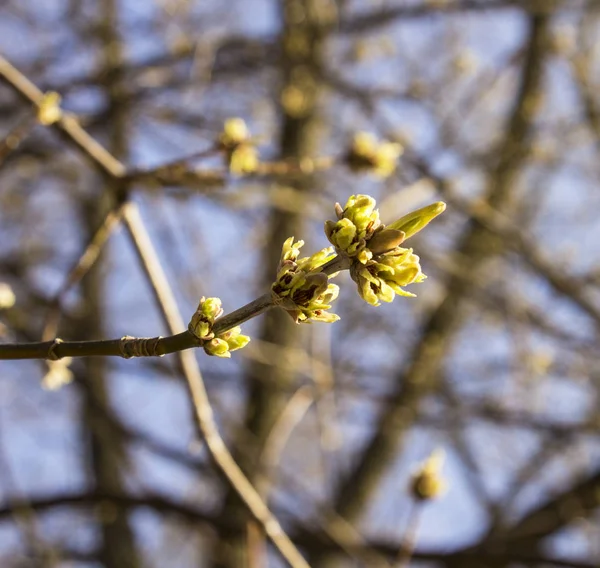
[256,385,314,497]
[395,500,423,568]
[0,255,345,361]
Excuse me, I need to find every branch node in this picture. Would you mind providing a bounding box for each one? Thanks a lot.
[119,336,163,359]
[47,338,64,361]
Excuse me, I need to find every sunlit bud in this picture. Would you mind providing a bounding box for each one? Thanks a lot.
[388,202,446,240]
[38,92,62,126]
[281,237,304,263]
[0,283,15,309]
[222,327,251,352]
[204,338,231,358]
[344,194,378,231]
[352,131,377,156]
[350,248,424,306]
[346,132,403,177]
[410,449,448,502]
[200,297,223,321]
[229,144,259,175]
[192,321,212,340]
[272,237,341,324]
[372,141,403,177]
[354,265,381,306]
[189,297,223,340]
[325,195,382,262]
[295,282,341,324]
[326,218,357,251]
[219,118,250,148]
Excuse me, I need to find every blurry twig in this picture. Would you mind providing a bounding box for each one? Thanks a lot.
[0,114,36,167]
[256,385,314,497]
[42,202,126,340]
[394,500,422,568]
[310,325,341,491]
[0,414,50,564]
[250,386,313,567]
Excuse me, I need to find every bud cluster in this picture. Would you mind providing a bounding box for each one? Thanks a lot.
[325,195,445,306]
[271,237,340,323]
[218,118,259,175]
[188,297,250,358]
[345,132,403,178]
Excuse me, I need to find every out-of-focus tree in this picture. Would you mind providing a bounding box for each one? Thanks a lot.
[1,0,600,567]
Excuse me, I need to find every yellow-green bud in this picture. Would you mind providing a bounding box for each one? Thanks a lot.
[410,449,447,502]
[219,326,251,352]
[229,144,259,175]
[272,237,340,324]
[38,92,62,126]
[388,202,446,240]
[281,237,304,263]
[200,297,223,321]
[189,297,224,340]
[346,133,403,177]
[325,218,357,251]
[351,248,424,306]
[191,320,212,340]
[219,117,250,148]
[344,194,379,232]
[204,337,231,358]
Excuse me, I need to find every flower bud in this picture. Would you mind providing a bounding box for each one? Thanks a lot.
[229,144,259,175]
[38,92,62,126]
[219,118,250,149]
[189,297,222,341]
[410,449,447,502]
[350,248,424,306]
[388,202,446,240]
[272,237,340,324]
[326,218,357,251]
[346,132,403,177]
[204,337,231,358]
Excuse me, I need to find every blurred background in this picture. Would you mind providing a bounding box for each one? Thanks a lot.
[1,0,600,566]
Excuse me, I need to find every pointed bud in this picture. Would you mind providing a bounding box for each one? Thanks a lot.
[367,229,406,254]
[387,202,446,240]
